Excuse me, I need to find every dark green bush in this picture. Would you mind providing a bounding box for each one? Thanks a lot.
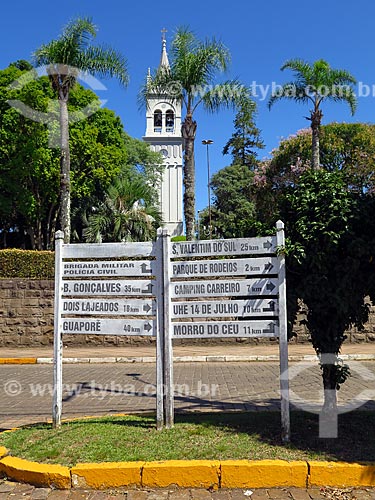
[0,249,54,279]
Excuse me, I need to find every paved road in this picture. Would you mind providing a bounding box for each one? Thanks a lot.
[1,479,375,500]
[1,361,374,429]
[1,364,375,498]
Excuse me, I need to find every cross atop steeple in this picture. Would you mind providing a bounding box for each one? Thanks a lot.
[159,28,170,69]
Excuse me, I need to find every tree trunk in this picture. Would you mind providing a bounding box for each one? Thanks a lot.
[319,356,338,438]
[181,116,197,241]
[58,94,71,244]
[26,227,36,250]
[46,202,57,250]
[310,109,323,170]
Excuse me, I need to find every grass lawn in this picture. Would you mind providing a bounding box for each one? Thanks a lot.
[0,411,374,467]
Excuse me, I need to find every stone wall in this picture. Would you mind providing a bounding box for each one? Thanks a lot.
[0,280,54,347]
[0,279,374,347]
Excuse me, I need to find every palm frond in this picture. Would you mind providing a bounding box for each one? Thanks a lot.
[201,80,249,113]
[84,174,162,243]
[271,58,357,116]
[268,82,311,109]
[78,46,129,86]
[140,66,183,109]
[171,27,197,60]
[328,86,357,114]
[281,58,313,81]
[62,17,97,51]
[172,29,230,89]
[33,17,128,92]
[83,210,111,243]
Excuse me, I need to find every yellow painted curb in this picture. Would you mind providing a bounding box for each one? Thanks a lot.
[0,447,8,459]
[0,358,37,364]
[309,461,375,487]
[0,456,70,489]
[71,462,144,489]
[221,459,308,488]
[142,460,220,489]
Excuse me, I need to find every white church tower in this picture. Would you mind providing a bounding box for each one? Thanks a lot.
[143,31,183,237]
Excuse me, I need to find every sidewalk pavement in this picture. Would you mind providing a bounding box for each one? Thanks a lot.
[0,342,374,364]
[1,479,374,499]
[1,479,375,500]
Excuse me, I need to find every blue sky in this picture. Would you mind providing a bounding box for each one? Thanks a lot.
[1,0,375,212]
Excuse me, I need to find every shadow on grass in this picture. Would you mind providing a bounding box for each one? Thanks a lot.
[173,409,375,463]
[40,406,375,463]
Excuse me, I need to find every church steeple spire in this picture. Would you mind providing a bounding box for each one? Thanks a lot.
[159,28,170,70]
[143,29,183,237]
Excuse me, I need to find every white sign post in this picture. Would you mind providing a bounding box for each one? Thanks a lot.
[164,221,290,441]
[53,233,160,428]
[276,220,290,442]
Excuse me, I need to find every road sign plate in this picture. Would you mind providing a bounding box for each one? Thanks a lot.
[63,260,153,277]
[171,278,278,298]
[170,236,277,258]
[62,298,155,316]
[62,280,154,296]
[172,320,279,339]
[171,257,278,278]
[61,318,155,336]
[171,299,278,318]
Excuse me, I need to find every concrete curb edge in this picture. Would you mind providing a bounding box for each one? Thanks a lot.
[0,353,374,364]
[1,455,375,490]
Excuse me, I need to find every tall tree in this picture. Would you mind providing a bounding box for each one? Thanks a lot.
[143,27,251,240]
[0,62,136,250]
[202,163,257,239]
[268,59,357,169]
[222,95,264,168]
[255,123,375,197]
[33,17,128,243]
[200,97,263,238]
[282,169,375,431]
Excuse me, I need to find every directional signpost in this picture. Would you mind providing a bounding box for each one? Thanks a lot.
[53,232,159,428]
[163,221,290,442]
[53,222,290,441]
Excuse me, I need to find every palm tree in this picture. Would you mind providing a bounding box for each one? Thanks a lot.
[268,59,357,169]
[84,175,162,242]
[142,28,251,240]
[33,17,128,243]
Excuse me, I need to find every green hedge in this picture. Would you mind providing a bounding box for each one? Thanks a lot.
[0,249,55,279]
[171,235,187,242]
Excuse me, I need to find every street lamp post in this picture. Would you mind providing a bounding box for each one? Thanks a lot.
[202,139,213,239]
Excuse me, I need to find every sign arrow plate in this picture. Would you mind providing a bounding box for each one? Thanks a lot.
[171,257,278,278]
[62,280,154,296]
[62,298,156,316]
[170,236,277,258]
[172,320,279,339]
[171,278,279,298]
[172,299,279,318]
[61,318,155,336]
[63,260,153,277]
